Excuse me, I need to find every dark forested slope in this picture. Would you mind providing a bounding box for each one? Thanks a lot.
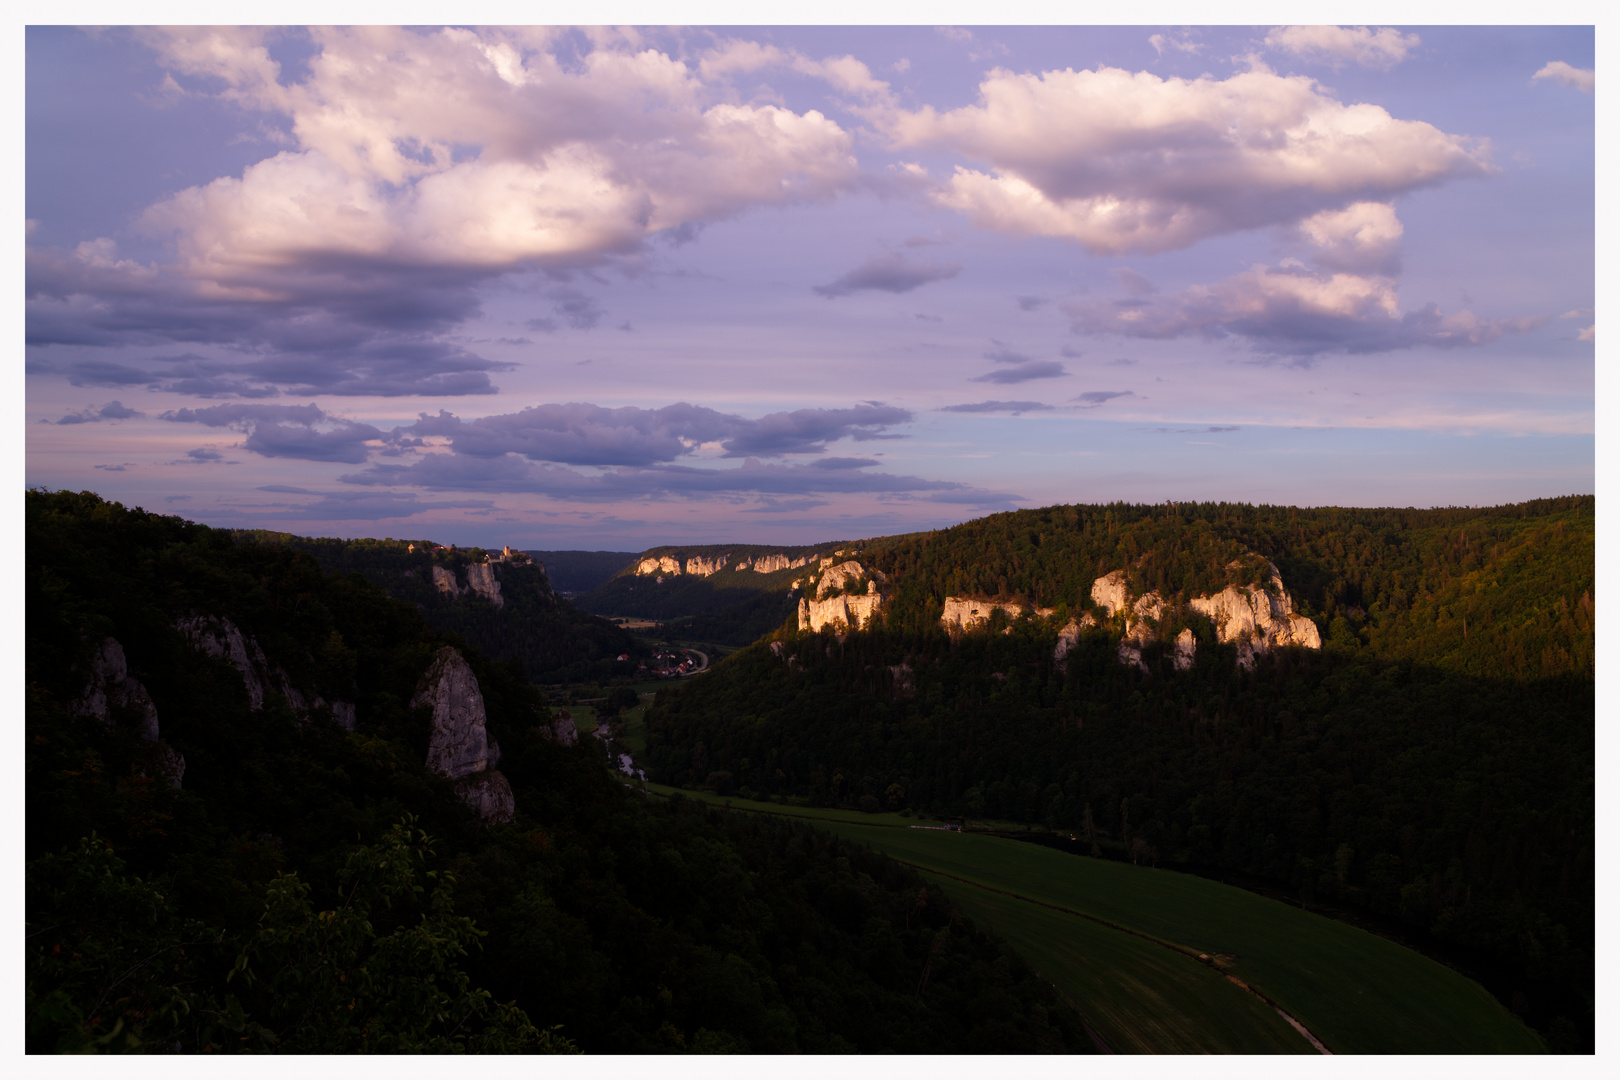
[25,491,1088,1054]
[644,497,1594,1049]
[232,532,647,684]
[524,550,638,595]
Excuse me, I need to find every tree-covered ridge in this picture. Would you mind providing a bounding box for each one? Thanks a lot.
[861,496,1592,680]
[26,490,1089,1054]
[231,530,648,684]
[641,496,1594,1049]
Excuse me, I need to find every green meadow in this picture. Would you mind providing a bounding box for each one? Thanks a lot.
[642,785,1543,1055]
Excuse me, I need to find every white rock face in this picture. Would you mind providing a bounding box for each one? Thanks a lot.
[1188,563,1322,669]
[1083,560,1319,674]
[1091,571,1130,619]
[410,647,516,826]
[635,556,683,576]
[799,593,882,633]
[685,554,728,576]
[431,565,464,598]
[464,562,503,608]
[940,597,1056,633]
[816,560,882,599]
[410,646,500,780]
[750,553,808,574]
[1052,613,1098,670]
[1173,628,1197,671]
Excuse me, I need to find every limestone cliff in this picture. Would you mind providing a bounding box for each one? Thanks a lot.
[796,558,887,632]
[175,614,356,729]
[1083,559,1319,673]
[684,554,729,577]
[634,556,683,576]
[799,592,882,633]
[71,637,183,788]
[431,564,464,598]
[1188,563,1323,669]
[464,562,503,608]
[409,646,513,825]
[1173,628,1197,671]
[747,553,808,574]
[940,597,1056,634]
[1052,613,1098,671]
[815,560,882,599]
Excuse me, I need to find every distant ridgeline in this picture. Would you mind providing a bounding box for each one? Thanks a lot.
[27,491,1089,1054]
[232,532,647,684]
[645,497,1594,1048]
[576,541,899,644]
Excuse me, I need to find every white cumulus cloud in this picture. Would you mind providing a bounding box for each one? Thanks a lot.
[1533,61,1594,94]
[1264,26,1421,70]
[878,65,1489,256]
[138,27,861,288]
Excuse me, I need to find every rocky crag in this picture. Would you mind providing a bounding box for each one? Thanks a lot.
[409,646,515,825]
[70,637,184,787]
[430,562,505,608]
[796,558,886,633]
[176,614,357,729]
[633,551,813,578]
[935,558,1320,674]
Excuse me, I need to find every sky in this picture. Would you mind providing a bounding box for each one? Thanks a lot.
[23,20,1596,550]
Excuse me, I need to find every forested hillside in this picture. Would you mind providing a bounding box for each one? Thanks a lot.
[233,532,646,684]
[644,497,1594,1050]
[25,491,1089,1054]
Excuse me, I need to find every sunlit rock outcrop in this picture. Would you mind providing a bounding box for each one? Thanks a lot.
[940,597,1056,633]
[799,593,882,633]
[635,556,682,576]
[1084,559,1319,673]
[685,554,729,576]
[816,560,880,598]
[1188,562,1323,669]
[409,646,513,825]
[1052,613,1098,671]
[748,553,808,574]
[1173,628,1197,671]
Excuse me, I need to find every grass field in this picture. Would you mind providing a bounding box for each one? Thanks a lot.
[640,784,1543,1055]
[923,876,1311,1053]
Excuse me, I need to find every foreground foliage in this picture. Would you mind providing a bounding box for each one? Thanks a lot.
[26,490,1087,1054]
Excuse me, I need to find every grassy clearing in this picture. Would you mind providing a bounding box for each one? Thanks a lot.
[643,785,1542,1054]
[929,875,1310,1054]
